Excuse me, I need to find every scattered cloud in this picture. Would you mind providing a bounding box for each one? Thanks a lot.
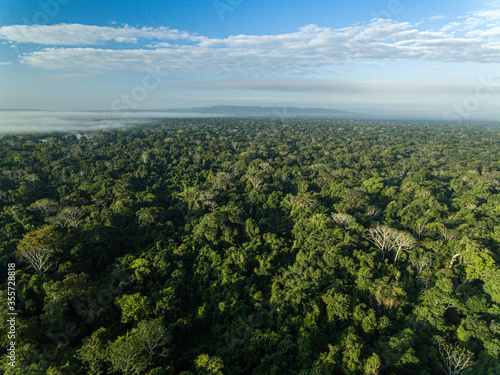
[0,61,12,65]
[442,8,500,32]
[429,15,445,21]
[1,8,499,76]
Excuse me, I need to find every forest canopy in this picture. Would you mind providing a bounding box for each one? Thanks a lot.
[1,118,500,374]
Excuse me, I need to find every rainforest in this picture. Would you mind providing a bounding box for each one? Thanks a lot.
[1,118,500,375]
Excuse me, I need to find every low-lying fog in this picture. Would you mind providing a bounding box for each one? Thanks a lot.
[0,111,218,135]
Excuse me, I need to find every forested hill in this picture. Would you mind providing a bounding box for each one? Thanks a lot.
[1,119,500,374]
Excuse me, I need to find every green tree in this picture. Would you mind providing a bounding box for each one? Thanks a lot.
[76,328,107,375]
[107,332,148,375]
[116,293,150,323]
[194,354,224,375]
[15,226,61,274]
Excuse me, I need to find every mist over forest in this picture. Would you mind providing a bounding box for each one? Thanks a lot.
[0,111,222,135]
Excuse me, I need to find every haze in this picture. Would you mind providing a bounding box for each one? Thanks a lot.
[0,0,499,123]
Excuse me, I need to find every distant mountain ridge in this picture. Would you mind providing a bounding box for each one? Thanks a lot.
[169,105,356,117]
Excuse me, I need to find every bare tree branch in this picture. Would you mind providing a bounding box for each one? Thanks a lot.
[389,230,416,265]
[365,225,393,260]
[331,212,356,228]
[437,339,474,375]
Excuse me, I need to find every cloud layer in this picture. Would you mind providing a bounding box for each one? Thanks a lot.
[180,78,492,95]
[1,8,499,76]
[0,24,198,45]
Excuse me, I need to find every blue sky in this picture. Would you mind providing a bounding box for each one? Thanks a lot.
[0,0,499,119]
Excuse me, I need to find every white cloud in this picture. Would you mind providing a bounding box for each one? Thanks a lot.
[3,8,500,76]
[0,61,12,65]
[442,8,500,32]
[467,26,500,39]
[0,24,199,45]
[429,15,445,21]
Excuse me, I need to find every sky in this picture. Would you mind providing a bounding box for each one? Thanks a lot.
[0,0,499,120]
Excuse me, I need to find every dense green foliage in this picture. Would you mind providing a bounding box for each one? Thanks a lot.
[1,118,500,374]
